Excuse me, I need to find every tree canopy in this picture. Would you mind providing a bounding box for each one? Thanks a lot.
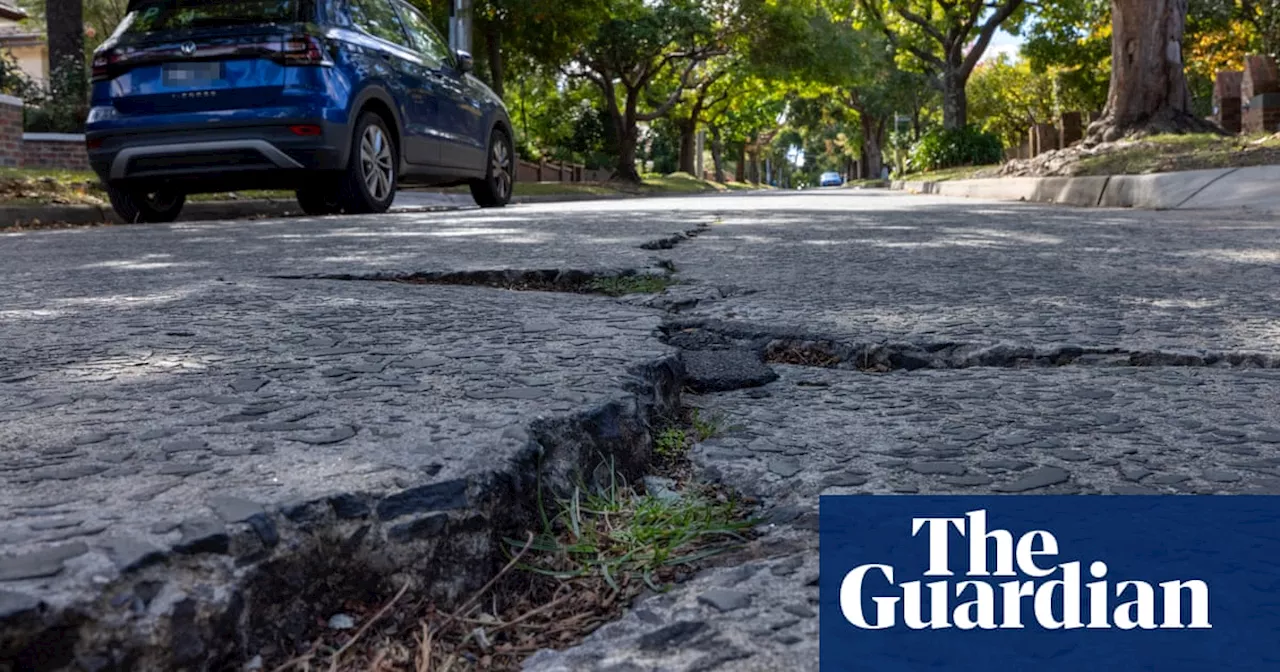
[8,0,1265,176]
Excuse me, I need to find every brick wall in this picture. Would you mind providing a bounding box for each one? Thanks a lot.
[22,134,90,171]
[0,95,91,172]
[0,95,22,168]
[1244,93,1280,133]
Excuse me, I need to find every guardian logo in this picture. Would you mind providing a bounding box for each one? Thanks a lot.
[818,496,1280,671]
[839,510,1211,631]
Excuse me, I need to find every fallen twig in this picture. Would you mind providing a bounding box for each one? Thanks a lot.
[327,579,411,672]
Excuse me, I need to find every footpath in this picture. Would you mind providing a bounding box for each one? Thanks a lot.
[892,164,1280,213]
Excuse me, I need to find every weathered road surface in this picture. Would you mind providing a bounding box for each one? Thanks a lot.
[3,190,1280,671]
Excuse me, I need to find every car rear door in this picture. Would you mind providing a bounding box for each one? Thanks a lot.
[344,0,438,166]
[394,1,485,171]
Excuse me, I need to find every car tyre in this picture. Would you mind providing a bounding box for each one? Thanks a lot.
[296,180,343,216]
[106,186,186,224]
[338,111,398,215]
[469,127,513,208]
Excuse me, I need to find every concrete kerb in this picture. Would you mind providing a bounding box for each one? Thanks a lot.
[1180,164,1280,211]
[1098,168,1236,209]
[892,167,1276,212]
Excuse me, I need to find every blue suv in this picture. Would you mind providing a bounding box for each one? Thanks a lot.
[87,0,514,222]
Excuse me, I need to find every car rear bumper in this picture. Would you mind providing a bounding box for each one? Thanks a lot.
[88,119,348,193]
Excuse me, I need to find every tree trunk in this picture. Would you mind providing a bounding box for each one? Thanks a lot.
[861,113,886,179]
[615,132,641,182]
[710,125,725,183]
[735,144,746,182]
[483,22,504,99]
[1087,0,1220,143]
[611,90,642,182]
[677,118,697,175]
[46,0,85,96]
[941,68,968,129]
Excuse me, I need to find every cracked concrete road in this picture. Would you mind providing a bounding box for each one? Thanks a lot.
[4,189,1280,670]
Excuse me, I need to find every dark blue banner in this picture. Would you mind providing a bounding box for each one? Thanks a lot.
[819,496,1280,671]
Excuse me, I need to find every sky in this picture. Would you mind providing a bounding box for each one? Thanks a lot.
[985,28,1023,61]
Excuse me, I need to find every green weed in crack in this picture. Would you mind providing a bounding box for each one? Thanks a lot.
[507,458,753,594]
[690,409,735,442]
[654,427,689,460]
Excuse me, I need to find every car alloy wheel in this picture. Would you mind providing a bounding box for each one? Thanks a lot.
[490,139,511,201]
[143,192,181,211]
[360,125,394,202]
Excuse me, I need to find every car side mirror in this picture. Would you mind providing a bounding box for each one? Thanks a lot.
[455,50,473,74]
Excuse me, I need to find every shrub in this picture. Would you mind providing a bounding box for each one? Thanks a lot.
[21,55,89,134]
[908,126,1004,172]
[0,51,38,100]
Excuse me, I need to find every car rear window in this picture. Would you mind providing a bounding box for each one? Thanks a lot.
[119,0,299,34]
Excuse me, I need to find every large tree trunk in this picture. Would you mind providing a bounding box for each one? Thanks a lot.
[861,113,886,179]
[941,67,967,129]
[710,125,725,183]
[600,87,642,183]
[614,92,642,182]
[1087,0,1220,143]
[46,0,85,96]
[677,118,697,175]
[483,22,504,99]
[735,144,746,182]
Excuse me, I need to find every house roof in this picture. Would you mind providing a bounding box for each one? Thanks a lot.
[0,29,42,47]
[0,3,26,22]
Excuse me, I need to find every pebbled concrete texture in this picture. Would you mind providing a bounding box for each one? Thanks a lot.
[660,192,1280,353]
[0,205,711,668]
[6,190,1280,669]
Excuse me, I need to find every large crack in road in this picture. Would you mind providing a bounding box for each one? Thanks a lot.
[4,193,1280,670]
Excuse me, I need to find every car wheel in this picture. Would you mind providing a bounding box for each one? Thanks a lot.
[338,112,397,215]
[106,186,186,224]
[469,127,513,208]
[296,180,342,216]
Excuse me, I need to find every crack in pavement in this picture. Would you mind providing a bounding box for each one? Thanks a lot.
[7,195,1280,671]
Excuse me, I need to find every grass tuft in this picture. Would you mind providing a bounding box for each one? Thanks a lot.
[508,478,753,593]
[690,409,728,442]
[1072,132,1280,176]
[654,427,689,459]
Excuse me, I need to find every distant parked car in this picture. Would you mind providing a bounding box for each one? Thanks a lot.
[86,0,514,223]
[819,171,843,187]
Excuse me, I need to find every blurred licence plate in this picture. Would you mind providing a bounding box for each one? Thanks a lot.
[163,62,222,86]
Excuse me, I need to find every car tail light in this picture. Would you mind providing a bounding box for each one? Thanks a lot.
[88,34,329,82]
[289,124,322,136]
[277,35,330,66]
[91,49,122,82]
[86,137,104,150]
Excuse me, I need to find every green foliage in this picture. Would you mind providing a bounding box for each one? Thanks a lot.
[644,118,682,175]
[967,54,1055,148]
[508,470,753,592]
[654,428,689,459]
[689,409,728,442]
[909,126,1003,172]
[0,50,38,100]
[21,54,89,133]
[1016,0,1109,113]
